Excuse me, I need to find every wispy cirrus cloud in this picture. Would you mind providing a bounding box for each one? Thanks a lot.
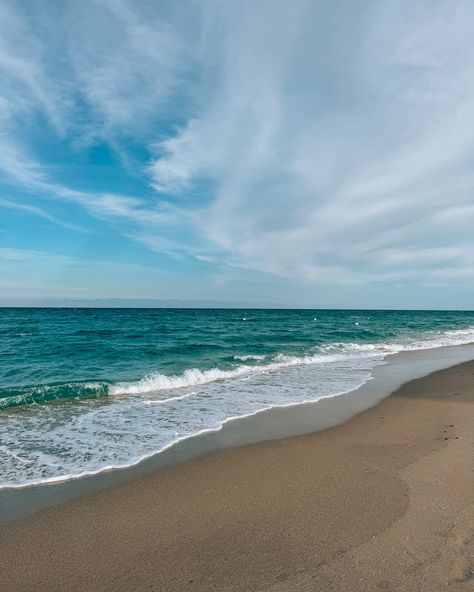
[0,197,82,230]
[0,1,67,133]
[0,149,189,251]
[64,0,192,140]
[149,0,474,286]
[1,0,474,304]
[0,0,198,255]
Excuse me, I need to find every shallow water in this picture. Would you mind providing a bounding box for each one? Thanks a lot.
[1,308,473,488]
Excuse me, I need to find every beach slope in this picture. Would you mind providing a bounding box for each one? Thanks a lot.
[1,361,474,591]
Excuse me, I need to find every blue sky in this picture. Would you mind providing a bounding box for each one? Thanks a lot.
[1,0,473,308]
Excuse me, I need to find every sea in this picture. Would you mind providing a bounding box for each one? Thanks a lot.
[1,308,474,489]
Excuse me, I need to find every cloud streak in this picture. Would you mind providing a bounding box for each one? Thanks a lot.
[1,0,474,301]
[149,0,474,285]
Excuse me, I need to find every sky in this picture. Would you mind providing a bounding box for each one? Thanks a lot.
[1,0,473,309]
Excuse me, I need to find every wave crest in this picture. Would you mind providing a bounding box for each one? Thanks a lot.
[2,325,474,408]
[109,351,373,396]
[110,326,474,396]
[0,382,108,410]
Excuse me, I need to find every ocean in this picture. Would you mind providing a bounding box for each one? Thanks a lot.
[1,308,474,489]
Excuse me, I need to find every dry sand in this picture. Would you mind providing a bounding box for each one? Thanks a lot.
[1,361,474,591]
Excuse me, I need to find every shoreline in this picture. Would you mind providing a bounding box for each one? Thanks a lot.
[1,342,474,525]
[1,350,474,590]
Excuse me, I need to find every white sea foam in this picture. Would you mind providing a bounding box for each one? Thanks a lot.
[1,325,473,489]
[109,352,373,396]
[109,326,474,398]
[142,391,197,405]
[0,354,380,489]
[233,354,266,361]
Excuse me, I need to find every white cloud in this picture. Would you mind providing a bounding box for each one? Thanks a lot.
[1,0,474,295]
[0,1,68,133]
[149,0,474,286]
[0,0,200,257]
[0,197,82,230]
[63,0,190,139]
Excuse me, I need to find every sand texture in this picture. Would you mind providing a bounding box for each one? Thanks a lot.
[1,361,474,591]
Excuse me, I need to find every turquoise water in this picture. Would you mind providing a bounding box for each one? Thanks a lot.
[1,308,474,488]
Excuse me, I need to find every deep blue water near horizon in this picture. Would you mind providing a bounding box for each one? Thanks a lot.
[1,307,474,488]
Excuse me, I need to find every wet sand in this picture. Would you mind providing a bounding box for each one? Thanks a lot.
[1,361,474,591]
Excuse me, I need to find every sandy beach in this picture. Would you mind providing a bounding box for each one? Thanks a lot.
[1,360,474,591]
[3,1,474,590]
